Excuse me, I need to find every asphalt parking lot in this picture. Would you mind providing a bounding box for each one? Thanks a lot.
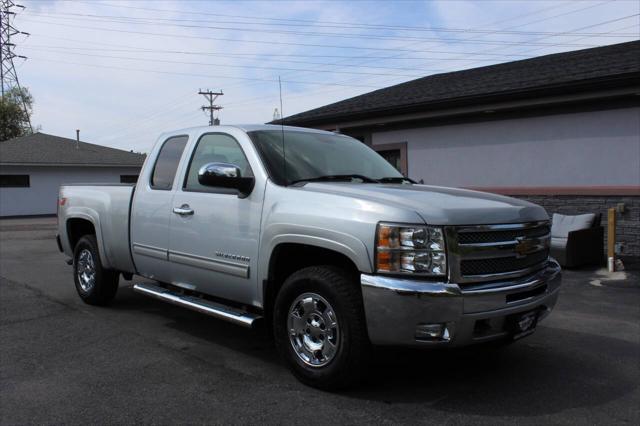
[1,218,638,425]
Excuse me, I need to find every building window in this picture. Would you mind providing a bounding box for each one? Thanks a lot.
[0,175,30,188]
[377,150,402,172]
[120,175,139,184]
[373,142,408,176]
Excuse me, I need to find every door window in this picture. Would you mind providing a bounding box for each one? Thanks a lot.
[184,133,253,193]
[150,135,188,190]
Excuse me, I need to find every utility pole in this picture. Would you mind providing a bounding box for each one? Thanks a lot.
[198,89,223,126]
[1,0,31,131]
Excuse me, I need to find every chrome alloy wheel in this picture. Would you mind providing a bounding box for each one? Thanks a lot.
[288,293,339,367]
[76,249,96,292]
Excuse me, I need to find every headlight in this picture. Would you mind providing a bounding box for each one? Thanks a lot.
[375,223,446,276]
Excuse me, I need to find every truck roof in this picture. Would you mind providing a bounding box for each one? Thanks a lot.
[163,124,335,135]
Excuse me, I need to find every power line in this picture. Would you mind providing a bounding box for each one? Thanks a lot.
[26,56,383,88]
[238,0,625,105]
[97,106,208,146]
[28,19,633,101]
[80,0,634,38]
[94,1,638,139]
[96,1,630,139]
[21,47,441,78]
[21,43,512,70]
[47,0,636,143]
[276,1,633,95]
[223,24,640,113]
[96,98,202,144]
[21,34,571,62]
[442,12,640,70]
[222,2,636,113]
[33,12,628,91]
[510,22,639,57]
[21,10,629,47]
[93,92,196,138]
[301,0,622,79]
[20,16,587,57]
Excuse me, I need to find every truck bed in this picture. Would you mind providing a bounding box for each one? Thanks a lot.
[58,183,136,274]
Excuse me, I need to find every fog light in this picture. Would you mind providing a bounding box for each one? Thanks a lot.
[415,323,450,341]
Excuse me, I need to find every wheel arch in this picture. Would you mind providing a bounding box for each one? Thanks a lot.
[262,241,364,325]
[64,212,111,269]
[66,217,96,249]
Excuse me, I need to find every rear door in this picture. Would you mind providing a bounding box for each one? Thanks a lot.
[130,134,189,282]
[168,132,264,305]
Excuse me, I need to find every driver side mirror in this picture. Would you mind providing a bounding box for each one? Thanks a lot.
[198,162,255,198]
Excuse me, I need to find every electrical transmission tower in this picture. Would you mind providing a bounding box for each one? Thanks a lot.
[1,0,31,131]
[198,89,223,126]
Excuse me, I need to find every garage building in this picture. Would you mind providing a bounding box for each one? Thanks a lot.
[280,41,640,257]
[0,132,145,217]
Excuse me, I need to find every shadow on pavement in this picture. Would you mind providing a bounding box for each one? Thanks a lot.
[112,284,638,417]
[345,328,638,416]
[111,285,280,364]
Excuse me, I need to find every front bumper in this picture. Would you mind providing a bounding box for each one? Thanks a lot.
[361,259,561,346]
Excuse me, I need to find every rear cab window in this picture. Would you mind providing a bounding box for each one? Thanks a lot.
[150,135,189,190]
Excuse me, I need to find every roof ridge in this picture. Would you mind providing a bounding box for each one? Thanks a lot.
[280,40,640,125]
[1,132,146,166]
[3,132,145,156]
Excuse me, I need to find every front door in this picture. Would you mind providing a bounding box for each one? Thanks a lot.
[168,132,263,305]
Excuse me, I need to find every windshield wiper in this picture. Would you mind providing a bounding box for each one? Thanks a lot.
[378,176,416,184]
[290,174,379,185]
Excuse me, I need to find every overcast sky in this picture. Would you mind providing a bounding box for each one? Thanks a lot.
[12,0,640,152]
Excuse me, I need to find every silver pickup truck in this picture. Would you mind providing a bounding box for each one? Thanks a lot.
[57,124,561,389]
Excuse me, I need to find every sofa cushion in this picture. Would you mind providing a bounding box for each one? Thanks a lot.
[551,236,568,249]
[551,213,596,238]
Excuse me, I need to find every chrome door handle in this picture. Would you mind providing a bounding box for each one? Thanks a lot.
[173,205,194,216]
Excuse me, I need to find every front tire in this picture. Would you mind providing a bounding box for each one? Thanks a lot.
[73,235,119,306]
[273,266,369,390]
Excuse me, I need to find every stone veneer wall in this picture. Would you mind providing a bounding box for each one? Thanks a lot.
[513,195,640,258]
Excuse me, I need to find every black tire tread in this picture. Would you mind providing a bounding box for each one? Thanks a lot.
[273,265,369,390]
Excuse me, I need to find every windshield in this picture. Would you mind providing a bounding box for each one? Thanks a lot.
[248,130,404,186]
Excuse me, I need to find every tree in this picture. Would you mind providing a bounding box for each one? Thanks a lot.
[0,87,34,141]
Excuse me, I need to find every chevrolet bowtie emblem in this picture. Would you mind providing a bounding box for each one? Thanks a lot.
[514,237,534,258]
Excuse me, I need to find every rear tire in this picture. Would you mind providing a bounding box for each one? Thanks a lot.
[73,235,119,306]
[273,266,369,390]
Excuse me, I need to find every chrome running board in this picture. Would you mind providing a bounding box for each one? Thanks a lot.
[132,282,261,328]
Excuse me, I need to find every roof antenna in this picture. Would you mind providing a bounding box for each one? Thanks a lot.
[278,76,287,185]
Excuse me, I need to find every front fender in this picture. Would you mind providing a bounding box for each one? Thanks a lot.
[257,223,372,304]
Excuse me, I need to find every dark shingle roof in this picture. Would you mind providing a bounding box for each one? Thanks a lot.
[0,132,145,166]
[281,41,640,126]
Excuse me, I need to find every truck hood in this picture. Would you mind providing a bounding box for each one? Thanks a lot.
[298,183,548,225]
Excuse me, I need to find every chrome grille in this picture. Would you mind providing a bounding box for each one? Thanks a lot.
[457,225,550,244]
[446,221,551,286]
[460,249,549,276]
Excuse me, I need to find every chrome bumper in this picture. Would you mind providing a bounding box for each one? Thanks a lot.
[361,259,561,346]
